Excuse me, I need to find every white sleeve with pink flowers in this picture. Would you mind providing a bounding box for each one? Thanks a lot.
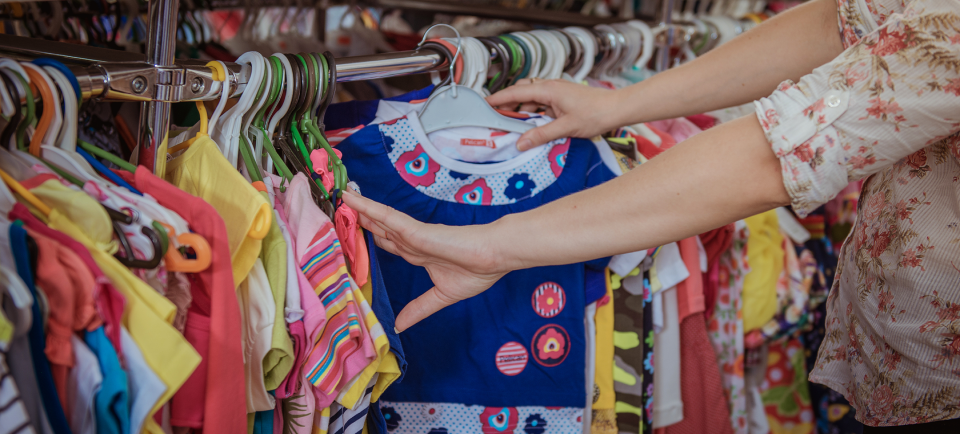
[753,0,960,216]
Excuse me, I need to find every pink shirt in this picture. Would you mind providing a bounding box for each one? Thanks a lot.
[117,168,246,433]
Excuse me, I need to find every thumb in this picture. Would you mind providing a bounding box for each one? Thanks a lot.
[394,286,458,332]
[516,119,573,151]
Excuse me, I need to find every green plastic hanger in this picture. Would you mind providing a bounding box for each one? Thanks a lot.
[12,73,35,151]
[256,57,294,188]
[78,139,137,172]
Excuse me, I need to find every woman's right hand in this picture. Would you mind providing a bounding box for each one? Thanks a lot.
[486,79,621,151]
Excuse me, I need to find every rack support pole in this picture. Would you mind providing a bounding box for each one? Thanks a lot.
[137,0,180,174]
[657,0,675,72]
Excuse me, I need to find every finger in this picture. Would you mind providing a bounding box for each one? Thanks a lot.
[486,81,552,108]
[395,286,459,332]
[373,234,401,256]
[518,103,540,113]
[358,214,387,238]
[342,192,407,229]
[516,119,575,151]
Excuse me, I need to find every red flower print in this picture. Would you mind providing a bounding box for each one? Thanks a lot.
[894,200,913,222]
[803,98,826,117]
[531,324,570,367]
[455,178,493,206]
[946,334,960,356]
[868,28,907,56]
[863,97,904,120]
[899,248,922,268]
[862,191,886,221]
[537,329,565,359]
[882,351,901,371]
[944,78,960,96]
[877,290,894,314]
[844,65,868,86]
[479,407,518,434]
[906,149,927,169]
[795,143,815,162]
[869,385,894,416]
[548,139,570,178]
[871,231,891,258]
[395,144,441,187]
[849,154,877,170]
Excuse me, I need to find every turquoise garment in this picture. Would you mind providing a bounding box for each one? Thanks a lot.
[85,327,130,434]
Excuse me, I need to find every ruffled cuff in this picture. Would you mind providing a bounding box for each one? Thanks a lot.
[754,80,852,217]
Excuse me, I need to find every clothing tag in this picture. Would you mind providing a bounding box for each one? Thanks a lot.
[775,207,811,244]
[460,138,495,148]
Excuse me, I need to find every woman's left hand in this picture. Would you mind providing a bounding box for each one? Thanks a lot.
[342,191,509,332]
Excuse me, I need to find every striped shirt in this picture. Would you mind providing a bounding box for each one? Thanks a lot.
[300,222,376,408]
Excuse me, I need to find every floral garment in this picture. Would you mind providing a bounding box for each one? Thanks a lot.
[707,221,750,434]
[754,0,960,426]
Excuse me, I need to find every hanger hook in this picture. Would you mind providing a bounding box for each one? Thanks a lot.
[417,23,462,97]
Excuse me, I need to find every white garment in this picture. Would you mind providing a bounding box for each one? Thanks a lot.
[652,291,663,333]
[275,212,303,323]
[652,287,683,429]
[652,243,689,291]
[120,327,166,434]
[240,259,277,412]
[67,335,101,434]
[583,302,597,434]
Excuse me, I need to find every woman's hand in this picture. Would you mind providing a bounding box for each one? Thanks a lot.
[342,191,509,332]
[487,79,621,151]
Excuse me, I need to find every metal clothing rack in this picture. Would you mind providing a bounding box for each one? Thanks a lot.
[0,0,682,172]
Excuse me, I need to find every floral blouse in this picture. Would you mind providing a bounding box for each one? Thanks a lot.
[754,0,960,427]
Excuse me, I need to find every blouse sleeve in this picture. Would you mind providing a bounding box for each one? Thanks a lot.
[754,0,960,216]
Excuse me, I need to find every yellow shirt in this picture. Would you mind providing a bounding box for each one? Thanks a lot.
[592,268,617,434]
[742,210,784,332]
[30,180,201,434]
[336,278,393,408]
[258,193,294,391]
[165,136,272,285]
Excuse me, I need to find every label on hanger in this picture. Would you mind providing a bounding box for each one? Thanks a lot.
[775,207,812,245]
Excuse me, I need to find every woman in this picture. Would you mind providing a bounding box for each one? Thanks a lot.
[342,0,960,430]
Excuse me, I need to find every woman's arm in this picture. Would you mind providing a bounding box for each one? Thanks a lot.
[350,0,960,332]
[488,0,845,149]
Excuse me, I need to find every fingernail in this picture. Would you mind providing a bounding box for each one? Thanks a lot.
[517,139,531,150]
[394,326,401,334]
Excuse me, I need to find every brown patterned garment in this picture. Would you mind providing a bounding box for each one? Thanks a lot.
[754,0,960,426]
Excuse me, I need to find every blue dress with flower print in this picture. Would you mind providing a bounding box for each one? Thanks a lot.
[338,112,617,434]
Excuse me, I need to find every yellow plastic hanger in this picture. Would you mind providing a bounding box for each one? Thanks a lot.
[0,167,50,217]
[168,62,223,155]
[167,100,209,155]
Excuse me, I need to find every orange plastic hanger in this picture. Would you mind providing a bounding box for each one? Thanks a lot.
[23,67,54,157]
[0,167,51,217]
[158,222,212,273]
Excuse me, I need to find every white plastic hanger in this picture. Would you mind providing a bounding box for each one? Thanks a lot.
[627,20,655,72]
[563,27,596,82]
[418,25,533,135]
[213,55,263,167]
[245,56,271,167]
[38,65,100,182]
[207,61,232,139]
